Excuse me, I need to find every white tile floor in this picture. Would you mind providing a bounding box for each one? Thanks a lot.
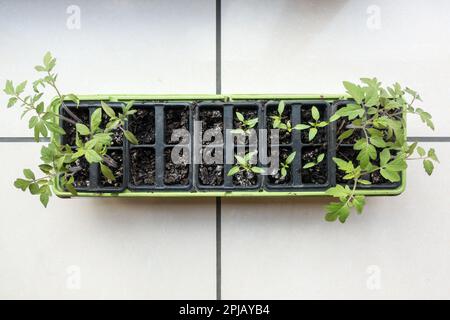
[0,0,216,137]
[221,143,450,300]
[222,0,450,137]
[0,0,449,300]
[0,144,216,299]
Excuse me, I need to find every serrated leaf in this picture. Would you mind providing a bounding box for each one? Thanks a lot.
[29,183,40,195]
[15,81,27,95]
[343,81,364,104]
[325,185,349,198]
[353,195,365,214]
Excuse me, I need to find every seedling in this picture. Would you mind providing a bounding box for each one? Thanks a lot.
[271,101,309,133]
[303,153,325,169]
[298,106,328,141]
[279,151,296,177]
[325,78,438,223]
[227,151,265,176]
[232,111,258,135]
[6,52,139,207]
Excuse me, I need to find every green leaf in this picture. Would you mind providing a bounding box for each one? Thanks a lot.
[124,130,139,145]
[308,128,318,141]
[286,152,296,164]
[370,136,386,148]
[15,81,27,95]
[281,167,287,177]
[303,162,315,169]
[278,101,285,115]
[36,120,48,138]
[423,159,434,176]
[23,169,35,180]
[333,157,354,173]
[14,178,30,191]
[100,163,116,181]
[251,166,264,174]
[227,166,240,176]
[35,65,46,72]
[40,193,50,208]
[7,97,18,108]
[235,155,246,165]
[28,116,39,129]
[76,123,90,136]
[325,201,350,223]
[326,185,349,199]
[380,168,400,182]
[90,108,102,133]
[380,149,391,167]
[235,112,244,122]
[417,146,426,157]
[101,101,116,118]
[4,80,15,95]
[316,153,325,164]
[343,81,364,104]
[66,94,80,106]
[29,183,40,195]
[428,148,439,163]
[311,106,320,121]
[84,149,103,163]
[45,121,66,135]
[353,196,365,214]
[338,129,354,141]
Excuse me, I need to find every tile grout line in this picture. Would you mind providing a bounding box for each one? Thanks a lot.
[215,0,222,301]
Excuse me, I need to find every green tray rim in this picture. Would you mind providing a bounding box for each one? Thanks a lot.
[50,94,407,198]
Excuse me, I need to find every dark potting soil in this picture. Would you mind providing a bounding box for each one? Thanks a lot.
[268,147,292,185]
[100,150,124,187]
[200,109,223,145]
[128,108,155,145]
[335,147,357,184]
[130,148,155,186]
[233,170,257,187]
[72,157,90,188]
[233,108,258,145]
[370,170,389,185]
[62,108,89,146]
[301,146,327,184]
[165,107,189,145]
[301,106,327,144]
[164,147,189,185]
[101,108,123,146]
[199,164,224,186]
[267,105,291,144]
